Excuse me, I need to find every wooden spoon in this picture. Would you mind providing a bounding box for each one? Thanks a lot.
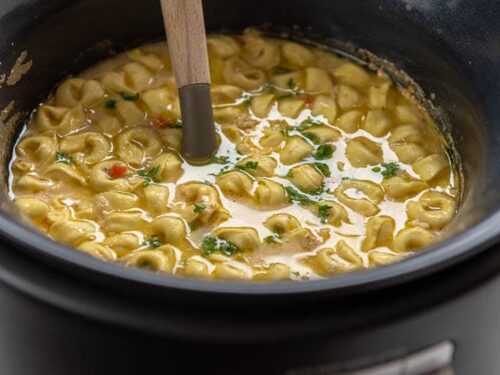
[160,0,218,163]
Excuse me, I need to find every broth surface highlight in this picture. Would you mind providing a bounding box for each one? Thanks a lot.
[8,31,460,281]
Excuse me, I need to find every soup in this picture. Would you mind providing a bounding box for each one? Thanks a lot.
[8,31,461,281]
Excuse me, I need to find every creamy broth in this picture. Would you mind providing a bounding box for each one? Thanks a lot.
[8,31,460,281]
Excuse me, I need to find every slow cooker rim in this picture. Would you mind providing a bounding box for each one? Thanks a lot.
[0,206,498,296]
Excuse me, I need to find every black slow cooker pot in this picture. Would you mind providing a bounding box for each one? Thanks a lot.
[0,0,499,374]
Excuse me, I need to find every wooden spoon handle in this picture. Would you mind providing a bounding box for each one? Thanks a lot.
[160,0,211,87]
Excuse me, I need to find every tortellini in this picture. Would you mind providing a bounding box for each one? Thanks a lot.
[89,160,143,192]
[236,155,277,177]
[10,32,460,281]
[407,191,457,228]
[212,227,260,252]
[314,241,363,275]
[15,197,50,225]
[103,212,147,233]
[289,164,324,193]
[77,241,116,261]
[243,36,280,69]
[363,110,392,137]
[346,137,383,167]
[152,216,187,246]
[35,105,86,136]
[334,179,385,217]
[149,152,183,183]
[304,67,333,93]
[116,127,162,165]
[49,220,97,246]
[381,175,427,200]
[55,78,105,108]
[393,227,436,253]
[216,171,253,200]
[101,62,153,92]
[254,179,289,209]
[361,216,395,251]
[282,42,314,67]
[264,214,301,234]
[124,246,177,273]
[279,136,314,165]
[16,135,57,169]
[223,57,267,90]
[60,132,111,164]
[173,182,229,225]
[333,63,371,88]
[96,191,139,211]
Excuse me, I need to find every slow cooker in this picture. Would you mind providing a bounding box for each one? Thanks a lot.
[0,0,499,374]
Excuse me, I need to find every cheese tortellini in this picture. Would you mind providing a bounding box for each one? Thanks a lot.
[9,31,461,281]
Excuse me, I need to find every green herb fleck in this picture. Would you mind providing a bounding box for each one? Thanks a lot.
[193,203,206,213]
[285,186,316,206]
[309,184,329,196]
[104,99,117,109]
[272,66,292,75]
[276,92,295,100]
[292,271,301,277]
[189,222,199,231]
[54,152,72,165]
[304,132,320,144]
[241,94,252,107]
[277,78,302,100]
[314,144,334,160]
[178,259,188,266]
[209,155,230,164]
[120,91,140,101]
[372,162,400,179]
[297,117,323,131]
[317,204,331,223]
[201,236,238,257]
[137,165,160,186]
[264,234,281,244]
[286,169,294,178]
[143,235,163,249]
[314,163,331,177]
[280,129,290,137]
[236,161,259,170]
[170,118,183,128]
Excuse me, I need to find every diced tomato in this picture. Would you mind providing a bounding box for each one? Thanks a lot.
[303,95,316,107]
[151,116,169,128]
[108,164,128,179]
